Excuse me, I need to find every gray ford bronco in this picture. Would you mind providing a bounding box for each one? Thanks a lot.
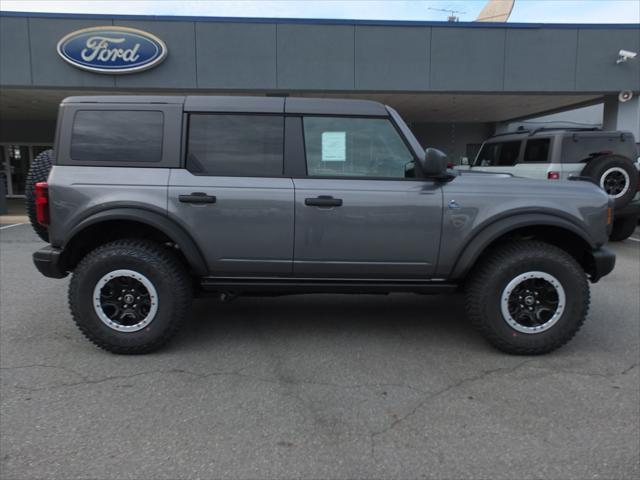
[28,96,616,355]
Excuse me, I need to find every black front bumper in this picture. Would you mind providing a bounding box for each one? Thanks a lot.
[33,246,68,279]
[590,247,616,283]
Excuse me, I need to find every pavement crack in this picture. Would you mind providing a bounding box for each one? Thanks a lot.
[368,359,534,459]
[2,364,429,396]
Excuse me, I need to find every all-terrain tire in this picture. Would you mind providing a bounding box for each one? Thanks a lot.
[25,149,53,242]
[465,241,590,355]
[609,214,638,242]
[581,155,638,208]
[69,239,192,354]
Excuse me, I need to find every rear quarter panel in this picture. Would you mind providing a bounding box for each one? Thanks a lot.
[48,166,170,247]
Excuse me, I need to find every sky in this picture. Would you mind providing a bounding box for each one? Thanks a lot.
[1,0,639,24]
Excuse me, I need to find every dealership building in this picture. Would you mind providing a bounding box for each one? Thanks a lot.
[0,11,638,198]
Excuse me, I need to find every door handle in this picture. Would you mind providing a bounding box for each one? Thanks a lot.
[304,196,343,207]
[179,192,216,204]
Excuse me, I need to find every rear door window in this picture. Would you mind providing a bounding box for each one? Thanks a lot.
[71,110,163,163]
[474,141,521,167]
[522,138,551,163]
[187,114,284,176]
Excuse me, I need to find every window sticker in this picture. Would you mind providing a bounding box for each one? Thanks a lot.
[321,132,346,161]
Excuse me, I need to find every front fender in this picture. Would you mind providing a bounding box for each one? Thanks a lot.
[444,212,596,280]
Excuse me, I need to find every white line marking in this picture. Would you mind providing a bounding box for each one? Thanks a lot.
[0,223,24,230]
[628,237,640,242]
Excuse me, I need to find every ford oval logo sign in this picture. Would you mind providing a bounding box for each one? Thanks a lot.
[57,26,167,74]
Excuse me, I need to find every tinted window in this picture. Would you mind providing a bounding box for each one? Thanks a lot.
[303,117,414,178]
[474,141,521,167]
[187,115,283,176]
[71,110,163,163]
[523,138,550,163]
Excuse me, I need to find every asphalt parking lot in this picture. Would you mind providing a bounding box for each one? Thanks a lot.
[1,223,639,480]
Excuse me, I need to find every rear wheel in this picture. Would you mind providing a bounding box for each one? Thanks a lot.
[25,149,53,242]
[581,155,638,208]
[465,241,590,355]
[69,239,192,354]
[609,214,638,242]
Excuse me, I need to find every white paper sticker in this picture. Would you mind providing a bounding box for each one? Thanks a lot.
[321,132,346,161]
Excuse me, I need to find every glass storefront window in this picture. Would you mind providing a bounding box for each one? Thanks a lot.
[1,144,53,197]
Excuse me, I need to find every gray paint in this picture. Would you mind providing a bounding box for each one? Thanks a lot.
[168,171,295,275]
[196,22,277,89]
[185,95,283,113]
[1,13,638,94]
[286,97,387,115]
[355,26,429,91]
[576,28,640,92]
[292,178,442,277]
[437,172,610,277]
[41,94,614,292]
[430,27,505,91]
[47,166,171,246]
[277,24,354,90]
[0,118,55,143]
[504,28,578,91]
[603,95,640,138]
[113,20,196,88]
[28,18,115,88]
[0,17,31,85]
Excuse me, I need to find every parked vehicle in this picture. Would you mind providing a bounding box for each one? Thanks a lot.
[460,128,639,241]
[28,96,615,355]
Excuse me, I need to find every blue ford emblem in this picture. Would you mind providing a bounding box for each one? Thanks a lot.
[57,26,167,74]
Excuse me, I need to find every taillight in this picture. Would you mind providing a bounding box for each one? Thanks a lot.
[35,182,50,226]
[547,171,560,180]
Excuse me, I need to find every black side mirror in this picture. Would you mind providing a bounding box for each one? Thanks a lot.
[418,148,448,177]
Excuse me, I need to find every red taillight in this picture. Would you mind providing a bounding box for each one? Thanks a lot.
[34,181,49,226]
[547,171,560,180]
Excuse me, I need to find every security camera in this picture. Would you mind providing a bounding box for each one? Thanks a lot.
[617,49,637,64]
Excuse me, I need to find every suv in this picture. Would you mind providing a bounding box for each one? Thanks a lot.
[28,96,615,355]
[462,128,640,241]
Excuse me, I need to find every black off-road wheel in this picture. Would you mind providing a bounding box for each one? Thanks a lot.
[465,241,590,355]
[581,155,638,208]
[609,214,638,242]
[25,149,53,242]
[69,239,192,354]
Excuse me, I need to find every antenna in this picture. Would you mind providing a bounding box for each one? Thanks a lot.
[428,7,466,22]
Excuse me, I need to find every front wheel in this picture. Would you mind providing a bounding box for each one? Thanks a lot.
[465,241,590,355]
[69,239,192,354]
[609,214,638,242]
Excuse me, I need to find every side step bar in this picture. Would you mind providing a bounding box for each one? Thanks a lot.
[200,277,459,294]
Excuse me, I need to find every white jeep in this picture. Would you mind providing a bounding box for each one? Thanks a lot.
[460,128,640,241]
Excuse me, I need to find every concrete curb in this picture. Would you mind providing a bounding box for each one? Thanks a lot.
[0,215,29,225]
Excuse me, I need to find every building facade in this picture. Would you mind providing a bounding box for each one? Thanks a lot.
[1,11,639,197]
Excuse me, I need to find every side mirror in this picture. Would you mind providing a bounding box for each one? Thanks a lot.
[460,156,470,166]
[418,148,448,177]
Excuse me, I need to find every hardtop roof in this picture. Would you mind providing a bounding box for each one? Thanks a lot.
[61,95,389,116]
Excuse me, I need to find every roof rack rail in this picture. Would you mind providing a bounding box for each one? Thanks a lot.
[529,126,602,136]
[489,128,530,138]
